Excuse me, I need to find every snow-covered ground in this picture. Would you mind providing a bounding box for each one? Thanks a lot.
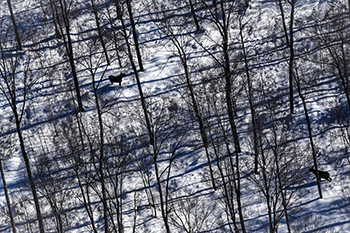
[0,0,350,232]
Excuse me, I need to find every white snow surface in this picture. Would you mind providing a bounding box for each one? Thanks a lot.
[0,0,350,232]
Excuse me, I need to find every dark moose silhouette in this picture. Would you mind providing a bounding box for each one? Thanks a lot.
[109,73,126,86]
[309,167,332,182]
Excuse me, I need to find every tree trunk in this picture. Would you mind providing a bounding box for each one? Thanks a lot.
[278,0,295,114]
[14,111,45,233]
[77,171,99,233]
[223,35,241,155]
[91,0,110,65]
[153,154,171,233]
[239,19,259,174]
[0,38,44,233]
[220,2,245,231]
[278,0,289,46]
[207,100,239,232]
[64,23,84,113]
[92,73,110,233]
[49,0,62,39]
[272,128,291,232]
[105,1,123,67]
[184,61,216,190]
[288,0,296,115]
[126,0,144,71]
[275,157,291,232]
[296,76,323,199]
[57,0,84,112]
[176,43,216,190]
[120,5,173,230]
[189,0,200,31]
[119,11,154,145]
[0,159,17,233]
[6,0,22,50]
[222,23,246,233]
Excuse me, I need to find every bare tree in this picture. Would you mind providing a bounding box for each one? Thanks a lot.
[199,1,246,231]
[277,0,298,114]
[0,29,45,233]
[249,79,305,232]
[104,132,130,233]
[116,0,154,146]
[188,0,200,31]
[310,6,350,110]
[33,147,69,233]
[54,114,99,233]
[53,0,84,112]
[123,0,144,71]
[147,1,217,190]
[135,97,189,233]
[0,124,17,233]
[90,0,110,65]
[6,0,22,50]
[294,65,323,199]
[207,98,240,233]
[104,0,125,68]
[170,192,216,233]
[0,161,17,233]
[237,15,259,174]
[75,31,123,232]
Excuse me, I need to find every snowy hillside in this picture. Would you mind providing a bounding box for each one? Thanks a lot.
[0,0,350,232]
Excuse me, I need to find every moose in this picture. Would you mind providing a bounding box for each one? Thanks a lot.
[309,167,332,182]
[108,73,126,86]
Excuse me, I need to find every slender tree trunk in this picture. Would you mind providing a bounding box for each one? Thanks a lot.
[222,23,246,233]
[340,42,350,110]
[120,5,171,230]
[44,196,63,233]
[295,76,323,199]
[0,160,17,233]
[105,1,123,67]
[271,125,291,232]
[92,74,109,233]
[114,175,124,233]
[91,0,110,65]
[239,19,259,174]
[339,72,350,110]
[275,157,291,232]
[278,0,295,114]
[153,154,171,233]
[65,25,84,113]
[57,0,84,112]
[178,45,216,190]
[0,40,44,233]
[126,0,144,71]
[278,0,289,46]
[206,96,239,232]
[14,112,45,233]
[259,136,274,233]
[184,66,216,190]
[77,172,98,233]
[6,0,22,50]
[220,2,245,231]
[223,36,241,155]
[258,127,279,232]
[148,0,216,189]
[119,11,154,145]
[189,0,200,31]
[288,0,296,115]
[49,0,62,39]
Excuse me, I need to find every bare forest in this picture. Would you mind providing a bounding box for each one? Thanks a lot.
[0,0,350,232]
